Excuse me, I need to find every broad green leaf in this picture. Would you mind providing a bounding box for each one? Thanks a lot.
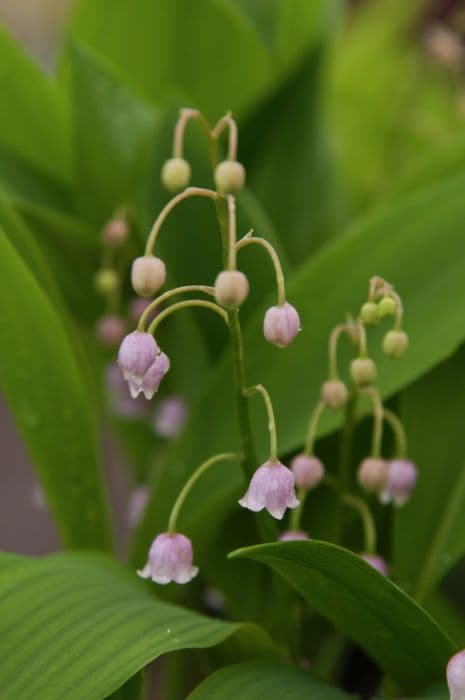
[188,661,349,699]
[18,201,100,322]
[0,230,110,550]
[0,144,73,213]
[68,0,270,121]
[0,552,275,700]
[0,24,70,181]
[0,190,62,301]
[133,170,465,565]
[393,350,465,603]
[425,592,465,648]
[69,41,159,225]
[230,541,455,693]
[244,48,346,261]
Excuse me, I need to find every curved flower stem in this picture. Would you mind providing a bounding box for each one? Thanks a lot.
[243,384,278,463]
[383,408,408,458]
[148,299,228,335]
[360,386,384,458]
[342,493,376,554]
[328,323,353,380]
[137,285,215,331]
[227,195,237,270]
[167,453,242,533]
[289,488,307,532]
[236,234,286,305]
[144,187,217,256]
[357,319,368,357]
[304,401,326,456]
[211,112,238,160]
[173,108,212,158]
[335,390,358,544]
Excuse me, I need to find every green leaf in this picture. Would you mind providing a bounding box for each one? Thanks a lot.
[68,0,270,121]
[0,552,274,700]
[187,661,349,699]
[244,48,346,261]
[69,41,159,225]
[0,24,70,181]
[393,350,465,603]
[230,541,455,693]
[0,230,111,550]
[0,143,73,213]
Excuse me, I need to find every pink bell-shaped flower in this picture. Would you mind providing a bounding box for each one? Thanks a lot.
[360,553,389,577]
[138,532,198,585]
[239,460,299,520]
[279,530,309,542]
[118,331,158,383]
[128,351,170,399]
[380,459,418,506]
[153,395,187,438]
[448,651,465,700]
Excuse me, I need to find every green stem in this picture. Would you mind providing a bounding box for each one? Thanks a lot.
[236,235,286,305]
[144,187,217,256]
[335,391,357,544]
[137,285,215,331]
[243,384,278,462]
[216,195,258,478]
[383,408,407,458]
[148,299,228,335]
[289,488,306,531]
[168,453,241,533]
[342,494,376,553]
[328,323,350,380]
[360,386,384,458]
[304,401,325,456]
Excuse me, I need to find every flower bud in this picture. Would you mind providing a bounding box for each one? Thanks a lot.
[214,270,249,308]
[279,530,309,542]
[263,302,301,348]
[239,460,299,520]
[350,357,377,386]
[161,158,191,192]
[380,459,418,506]
[94,268,119,296]
[102,218,129,247]
[447,650,465,700]
[383,329,409,358]
[378,296,396,317]
[291,454,324,490]
[214,160,246,193]
[321,380,349,409]
[138,532,198,585]
[131,256,166,297]
[360,302,379,326]
[357,457,388,494]
[361,553,388,576]
[95,315,127,346]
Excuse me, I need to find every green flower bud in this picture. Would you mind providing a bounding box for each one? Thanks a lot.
[161,158,191,192]
[350,357,377,386]
[94,268,119,296]
[361,302,379,326]
[378,296,396,317]
[321,380,349,409]
[214,160,246,194]
[383,329,409,358]
[214,270,249,308]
